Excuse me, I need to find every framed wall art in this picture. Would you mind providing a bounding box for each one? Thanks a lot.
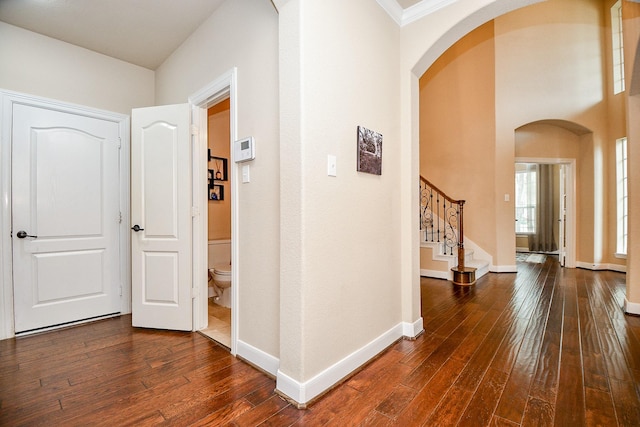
[210,156,228,181]
[357,125,382,175]
[209,184,224,201]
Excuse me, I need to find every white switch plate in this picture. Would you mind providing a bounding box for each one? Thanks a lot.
[327,155,337,177]
[242,165,250,183]
[504,193,510,202]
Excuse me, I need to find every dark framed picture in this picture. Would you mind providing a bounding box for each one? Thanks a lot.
[209,184,224,201]
[208,169,214,188]
[357,125,383,175]
[210,156,228,181]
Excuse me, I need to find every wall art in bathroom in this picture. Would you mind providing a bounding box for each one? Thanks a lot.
[210,156,228,181]
[357,125,382,175]
[209,184,224,201]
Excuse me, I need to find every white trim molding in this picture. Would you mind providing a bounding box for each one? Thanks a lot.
[402,317,424,338]
[491,264,518,273]
[420,269,449,280]
[376,0,456,27]
[624,298,640,316]
[237,340,280,377]
[276,322,404,406]
[576,262,627,273]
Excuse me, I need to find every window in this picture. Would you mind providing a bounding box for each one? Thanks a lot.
[611,0,625,94]
[616,137,628,256]
[515,164,536,233]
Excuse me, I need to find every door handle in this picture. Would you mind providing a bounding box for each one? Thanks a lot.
[131,225,144,232]
[16,230,37,239]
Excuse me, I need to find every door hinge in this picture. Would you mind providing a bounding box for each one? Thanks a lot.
[191,287,198,299]
[190,125,198,136]
[118,211,123,224]
[119,286,123,296]
[191,206,199,217]
[118,137,122,149]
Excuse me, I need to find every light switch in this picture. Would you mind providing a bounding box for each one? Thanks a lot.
[504,193,510,202]
[242,165,250,183]
[327,155,337,177]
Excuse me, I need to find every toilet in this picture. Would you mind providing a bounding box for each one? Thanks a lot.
[209,263,231,308]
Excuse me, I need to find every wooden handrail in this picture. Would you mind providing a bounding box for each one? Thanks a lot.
[420,175,464,205]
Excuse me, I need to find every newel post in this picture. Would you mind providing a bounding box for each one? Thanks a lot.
[458,201,465,270]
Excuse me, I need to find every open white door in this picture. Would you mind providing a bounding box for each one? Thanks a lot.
[131,104,192,330]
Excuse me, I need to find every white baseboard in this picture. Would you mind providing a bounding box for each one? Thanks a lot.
[625,298,640,315]
[420,268,450,280]
[491,264,517,273]
[402,317,424,338]
[576,261,627,273]
[236,340,280,377]
[276,322,404,405]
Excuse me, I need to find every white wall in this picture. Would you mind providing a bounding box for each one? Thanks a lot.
[277,0,402,390]
[0,22,154,114]
[154,0,280,358]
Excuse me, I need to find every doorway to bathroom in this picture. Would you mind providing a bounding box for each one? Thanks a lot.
[189,69,239,354]
[200,99,232,347]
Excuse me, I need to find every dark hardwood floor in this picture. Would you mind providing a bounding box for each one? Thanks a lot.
[2,257,640,426]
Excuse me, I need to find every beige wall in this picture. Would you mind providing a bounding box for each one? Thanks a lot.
[0,22,154,114]
[278,0,401,382]
[155,0,280,357]
[207,102,231,241]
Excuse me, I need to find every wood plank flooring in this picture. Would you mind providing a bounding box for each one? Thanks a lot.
[2,257,640,426]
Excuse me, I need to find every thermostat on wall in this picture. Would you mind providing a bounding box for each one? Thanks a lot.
[234,136,255,163]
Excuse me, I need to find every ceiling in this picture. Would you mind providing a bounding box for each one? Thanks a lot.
[0,0,226,70]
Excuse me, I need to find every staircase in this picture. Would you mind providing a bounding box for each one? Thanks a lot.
[420,176,490,285]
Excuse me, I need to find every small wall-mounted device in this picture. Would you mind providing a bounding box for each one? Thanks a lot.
[234,136,255,163]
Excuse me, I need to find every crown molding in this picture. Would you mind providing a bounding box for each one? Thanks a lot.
[377,0,457,27]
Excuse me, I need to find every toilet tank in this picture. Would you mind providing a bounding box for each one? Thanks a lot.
[208,239,231,268]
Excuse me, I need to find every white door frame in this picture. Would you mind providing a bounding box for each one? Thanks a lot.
[0,89,131,340]
[188,68,238,355]
[515,157,577,268]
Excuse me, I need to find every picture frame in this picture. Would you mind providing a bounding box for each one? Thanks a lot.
[210,156,228,181]
[208,169,214,188]
[356,125,383,175]
[209,184,224,201]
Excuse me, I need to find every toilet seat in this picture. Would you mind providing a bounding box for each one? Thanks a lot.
[213,264,231,276]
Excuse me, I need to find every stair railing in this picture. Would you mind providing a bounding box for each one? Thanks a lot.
[420,176,466,270]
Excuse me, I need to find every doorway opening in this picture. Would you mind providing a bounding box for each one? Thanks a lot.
[515,158,576,268]
[189,68,238,355]
[200,99,232,347]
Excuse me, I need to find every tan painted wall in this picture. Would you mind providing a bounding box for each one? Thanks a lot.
[496,0,613,266]
[207,103,231,241]
[623,0,640,305]
[155,0,280,358]
[0,22,154,114]
[419,21,497,261]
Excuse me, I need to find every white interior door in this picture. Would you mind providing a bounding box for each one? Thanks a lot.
[12,103,121,333]
[131,104,192,331]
